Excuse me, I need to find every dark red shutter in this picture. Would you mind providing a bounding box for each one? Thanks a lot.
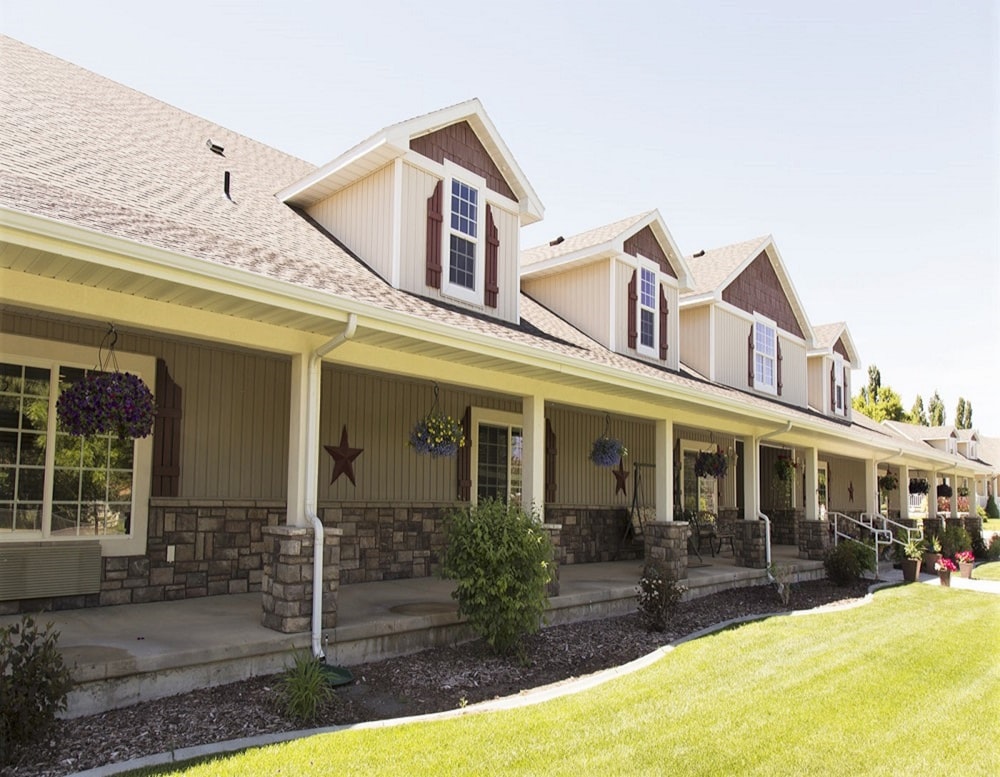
[485,204,499,308]
[747,325,755,387]
[545,418,557,504]
[830,364,836,411]
[152,358,182,497]
[776,339,783,396]
[658,284,669,360]
[426,180,443,288]
[843,366,849,414]
[627,270,638,349]
[457,406,472,501]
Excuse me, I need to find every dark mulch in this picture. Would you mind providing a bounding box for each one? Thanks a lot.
[4,578,871,776]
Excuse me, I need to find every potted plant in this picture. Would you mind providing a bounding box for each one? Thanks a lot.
[901,538,924,583]
[694,447,728,479]
[590,435,627,468]
[935,557,956,587]
[408,412,466,457]
[922,535,942,574]
[955,550,975,579]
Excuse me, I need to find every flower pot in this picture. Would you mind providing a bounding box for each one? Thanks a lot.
[923,553,941,574]
[959,561,974,579]
[938,570,951,587]
[901,558,920,583]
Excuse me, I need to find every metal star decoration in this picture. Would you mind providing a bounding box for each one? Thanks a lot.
[324,425,363,486]
[613,457,629,496]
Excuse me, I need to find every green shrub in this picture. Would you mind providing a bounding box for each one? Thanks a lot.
[939,525,972,557]
[986,494,1000,520]
[440,498,553,656]
[987,535,1000,562]
[280,651,333,723]
[0,615,73,766]
[824,541,876,586]
[636,562,688,631]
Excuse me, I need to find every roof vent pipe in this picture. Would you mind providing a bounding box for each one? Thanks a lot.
[224,171,232,200]
[549,236,564,246]
[693,250,706,258]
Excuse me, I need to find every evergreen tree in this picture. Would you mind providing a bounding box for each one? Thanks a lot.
[955,397,966,429]
[852,364,906,422]
[909,395,928,426]
[928,391,945,426]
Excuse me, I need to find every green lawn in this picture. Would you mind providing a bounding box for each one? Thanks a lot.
[974,561,1000,581]
[131,586,999,777]
[982,518,1000,532]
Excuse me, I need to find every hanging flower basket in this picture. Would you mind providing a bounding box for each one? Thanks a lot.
[877,472,898,492]
[937,483,953,498]
[774,456,797,483]
[57,371,155,440]
[409,413,465,458]
[908,477,929,495]
[694,447,727,479]
[590,436,627,468]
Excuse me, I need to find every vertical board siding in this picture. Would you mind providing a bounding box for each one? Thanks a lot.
[306,163,395,281]
[714,307,750,389]
[614,259,633,355]
[2,312,290,500]
[807,357,825,413]
[821,454,867,514]
[679,305,711,377]
[547,406,655,507]
[663,283,680,370]
[777,336,807,407]
[522,260,610,348]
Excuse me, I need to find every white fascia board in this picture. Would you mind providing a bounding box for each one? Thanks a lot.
[678,293,715,309]
[520,246,616,278]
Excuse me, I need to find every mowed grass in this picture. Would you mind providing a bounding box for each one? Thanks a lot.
[131,585,999,777]
[974,561,1000,581]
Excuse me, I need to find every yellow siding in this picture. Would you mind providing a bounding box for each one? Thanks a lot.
[614,259,632,355]
[2,312,290,499]
[715,307,751,389]
[821,454,867,513]
[522,260,610,348]
[779,336,807,408]
[662,283,680,371]
[306,163,394,282]
[807,356,825,412]
[548,406,655,506]
[679,305,711,378]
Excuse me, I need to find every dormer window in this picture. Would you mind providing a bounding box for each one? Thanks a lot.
[833,354,845,415]
[753,314,778,395]
[448,179,479,292]
[638,263,657,357]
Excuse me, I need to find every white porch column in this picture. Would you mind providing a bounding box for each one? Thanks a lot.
[520,394,546,515]
[744,436,758,520]
[654,418,674,521]
[864,459,877,516]
[803,447,819,520]
[950,474,960,518]
[928,470,938,518]
[899,464,910,519]
[286,352,317,528]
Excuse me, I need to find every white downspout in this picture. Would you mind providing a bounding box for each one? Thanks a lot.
[756,421,792,573]
[305,314,357,660]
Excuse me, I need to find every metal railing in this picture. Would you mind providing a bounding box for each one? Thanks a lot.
[861,512,923,556]
[829,511,892,580]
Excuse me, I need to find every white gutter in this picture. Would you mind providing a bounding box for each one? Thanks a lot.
[755,421,792,572]
[305,314,358,660]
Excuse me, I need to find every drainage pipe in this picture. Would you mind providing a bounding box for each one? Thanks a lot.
[305,314,357,660]
[755,421,792,574]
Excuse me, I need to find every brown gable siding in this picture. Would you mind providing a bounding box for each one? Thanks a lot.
[623,226,678,278]
[410,121,517,202]
[834,337,849,360]
[722,252,804,339]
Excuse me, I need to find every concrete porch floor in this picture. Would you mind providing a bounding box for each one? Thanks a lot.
[2,544,822,717]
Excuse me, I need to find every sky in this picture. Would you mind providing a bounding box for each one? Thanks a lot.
[3,0,999,433]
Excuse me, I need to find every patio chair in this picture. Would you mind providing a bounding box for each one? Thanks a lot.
[689,512,720,558]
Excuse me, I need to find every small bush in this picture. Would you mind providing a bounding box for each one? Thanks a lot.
[0,615,73,766]
[769,563,796,605]
[440,498,553,656]
[636,562,688,632]
[987,535,1000,562]
[280,651,332,723]
[824,541,876,586]
[939,525,972,558]
[986,494,999,520]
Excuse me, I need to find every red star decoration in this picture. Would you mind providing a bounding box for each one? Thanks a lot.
[613,457,629,496]
[324,425,363,486]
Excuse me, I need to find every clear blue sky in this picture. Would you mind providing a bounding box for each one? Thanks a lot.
[3,0,998,433]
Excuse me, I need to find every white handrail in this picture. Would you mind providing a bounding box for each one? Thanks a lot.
[757,511,772,569]
[829,511,887,580]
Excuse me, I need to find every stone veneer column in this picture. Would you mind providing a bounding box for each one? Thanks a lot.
[643,521,688,581]
[260,525,342,633]
[798,519,830,561]
[734,520,767,568]
[541,523,562,597]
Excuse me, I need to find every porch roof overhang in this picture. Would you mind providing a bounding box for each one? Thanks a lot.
[1,206,990,479]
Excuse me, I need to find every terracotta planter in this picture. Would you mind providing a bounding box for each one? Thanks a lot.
[959,561,974,579]
[923,553,941,574]
[901,558,921,583]
[938,570,951,587]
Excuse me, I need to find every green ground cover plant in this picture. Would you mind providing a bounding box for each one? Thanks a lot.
[126,585,999,777]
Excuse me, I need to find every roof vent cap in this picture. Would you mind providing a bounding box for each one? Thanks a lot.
[549,236,564,246]
[693,249,705,258]
[206,140,225,156]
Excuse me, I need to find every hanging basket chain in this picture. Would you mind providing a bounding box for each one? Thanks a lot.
[408,381,465,457]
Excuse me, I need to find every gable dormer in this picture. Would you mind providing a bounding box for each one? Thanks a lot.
[957,430,979,461]
[680,236,814,407]
[808,322,860,421]
[520,211,693,370]
[278,100,543,325]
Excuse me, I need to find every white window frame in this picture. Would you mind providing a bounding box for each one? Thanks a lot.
[635,256,659,359]
[832,353,845,416]
[753,313,778,395]
[470,407,522,504]
[1,334,153,556]
[441,161,487,307]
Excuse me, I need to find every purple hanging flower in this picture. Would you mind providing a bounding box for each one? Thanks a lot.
[57,371,155,440]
